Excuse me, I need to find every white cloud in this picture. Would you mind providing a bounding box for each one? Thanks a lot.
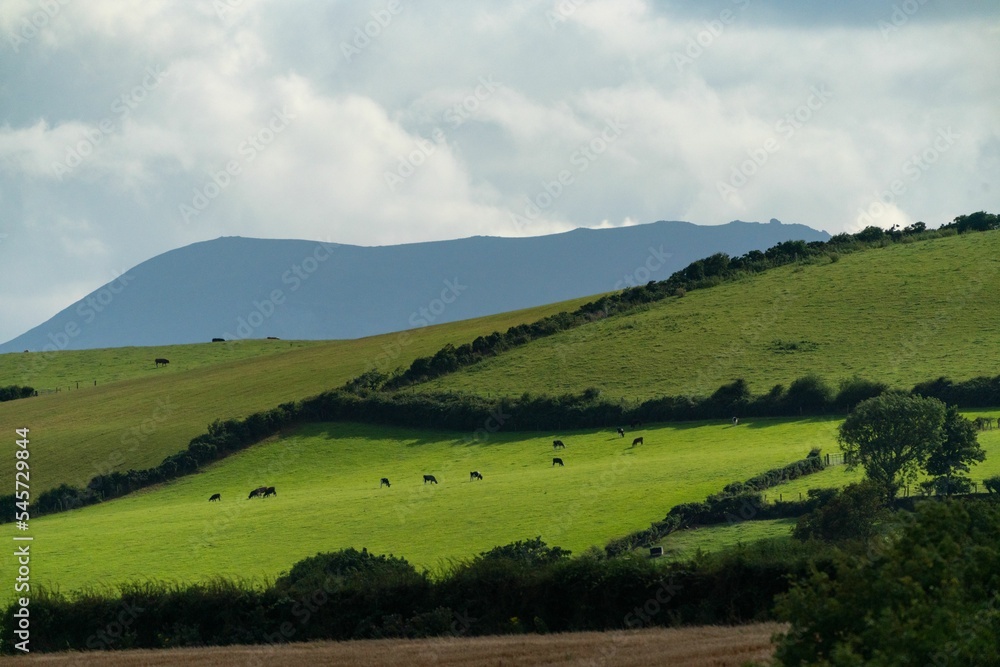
[0,0,998,343]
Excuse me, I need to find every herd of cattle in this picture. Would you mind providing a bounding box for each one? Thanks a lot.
[205,422,667,502]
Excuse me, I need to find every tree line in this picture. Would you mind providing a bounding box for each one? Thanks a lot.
[0,536,832,653]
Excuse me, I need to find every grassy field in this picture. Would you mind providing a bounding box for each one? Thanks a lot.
[6,231,1000,497]
[766,409,1000,499]
[654,519,799,561]
[423,230,1000,399]
[0,339,328,392]
[6,417,846,599]
[8,411,999,600]
[0,623,786,666]
[644,410,1000,561]
[0,296,598,494]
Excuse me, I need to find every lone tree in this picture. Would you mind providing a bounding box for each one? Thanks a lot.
[924,405,984,495]
[838,393,946,501]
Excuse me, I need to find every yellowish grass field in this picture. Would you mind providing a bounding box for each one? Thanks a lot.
[0,623,785,666]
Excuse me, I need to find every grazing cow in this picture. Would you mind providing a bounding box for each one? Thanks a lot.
[212,338,225,342]
[552,457,564,466]
[470,471,483,481]
[423,474,438,484]
[732,416,739,426]
[629,420,642,429]
[617,427,625,438]
[263,486,276,497]
[209,493,221,502]
[380,477,391,488]
[154,358,169,367]
[553,440,565,449]
[248,486,267,499]
[632,437,644,447]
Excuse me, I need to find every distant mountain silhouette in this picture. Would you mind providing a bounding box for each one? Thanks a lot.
[1,219,828,352]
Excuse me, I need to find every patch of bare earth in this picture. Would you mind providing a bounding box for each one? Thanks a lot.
[1,623,784,666]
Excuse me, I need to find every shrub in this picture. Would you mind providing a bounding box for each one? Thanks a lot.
[783,375,835,414]
[834,376,887,412]
[775,500,1000,666]
[792,481,886,542]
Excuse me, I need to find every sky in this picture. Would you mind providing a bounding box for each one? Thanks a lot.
[1,0,998,344]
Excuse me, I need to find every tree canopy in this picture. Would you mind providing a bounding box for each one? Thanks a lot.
[838,393,946,500]
[924,404,984,494]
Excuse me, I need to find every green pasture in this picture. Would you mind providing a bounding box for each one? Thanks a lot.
[0,296,598,494]
[6,411,999,602]
[0,339,326,392]
[636,410,1000,562]
[652,519,799,561]
[424,230,1000,399]
[766,409,1000,499]
[6,417,844,600]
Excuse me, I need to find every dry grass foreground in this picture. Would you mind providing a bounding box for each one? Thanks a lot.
[0,623,784,666]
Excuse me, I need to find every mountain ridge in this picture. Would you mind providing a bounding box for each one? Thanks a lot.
[2,219,829,352]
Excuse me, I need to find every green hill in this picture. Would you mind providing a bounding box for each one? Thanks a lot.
[6,227,1000,599]
[8,412,999,599]
[421,230,1000,399]
[0,417,846,597]
[0,296,597,494]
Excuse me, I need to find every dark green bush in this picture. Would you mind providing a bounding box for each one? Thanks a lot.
[792,481,886,542]
[775,500,1000,666]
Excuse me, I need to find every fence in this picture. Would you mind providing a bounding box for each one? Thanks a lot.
[824,452,850,466]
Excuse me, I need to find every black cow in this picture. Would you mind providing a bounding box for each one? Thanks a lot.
[212,338,225,342]
[209,493,221,502]
[380,477,391,488]
[617,427,625,437]
[632,437,644,447]
[154,358,169,367]
[423,475,438,484]
[248,486,267,499]
[470,471,483,481]
[263,486,276,497]
[629,420,642,429]
[552,457,564,466]
[553,440,565,449]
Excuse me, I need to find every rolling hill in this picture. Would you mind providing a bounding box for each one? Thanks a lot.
[8,412,999,599]
[5,226,1000,601]
[421,230,1000,399]
[0,417,849,596]
[0,219,828,353]
[0,296,599,494]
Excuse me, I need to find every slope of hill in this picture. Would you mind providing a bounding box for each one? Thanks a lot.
[421,230,1000,399]
[10,413,1000,598]
[0,219,828,352]
[7,418,841,596]
[0,296,598,494]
